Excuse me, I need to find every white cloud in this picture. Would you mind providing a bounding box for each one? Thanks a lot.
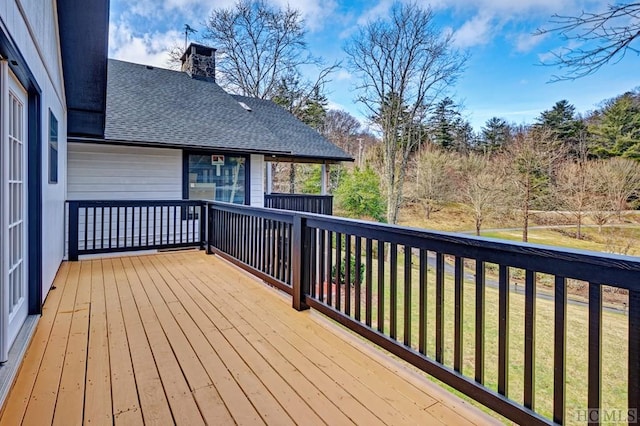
[334,69,352,81]
[452,13,494,48]
[514,32,546,53]
[109,21,182,68]
[356,0,394,26]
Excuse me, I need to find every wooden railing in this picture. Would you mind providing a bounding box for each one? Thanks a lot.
[66,200,206,261]
[206,201,640,426]
[264,193,333,215]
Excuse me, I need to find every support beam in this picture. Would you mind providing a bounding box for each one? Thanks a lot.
[266,161,272,195]
[321,163,329,195]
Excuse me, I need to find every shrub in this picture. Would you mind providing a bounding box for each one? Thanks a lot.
[331,255,365,285]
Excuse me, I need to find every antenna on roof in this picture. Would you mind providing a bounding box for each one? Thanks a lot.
[184,24,197,50]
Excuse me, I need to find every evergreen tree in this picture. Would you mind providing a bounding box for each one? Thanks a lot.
[535,100,585,156]
[429,97,460,150]
[588,91,640,160]
[479,117,511,153]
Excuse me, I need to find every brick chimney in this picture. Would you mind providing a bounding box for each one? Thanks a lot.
[180,43,216,80]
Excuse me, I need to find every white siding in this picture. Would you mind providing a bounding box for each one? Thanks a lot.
[2,0,67,301]
[250,154,264,207]
[67,143,182,200]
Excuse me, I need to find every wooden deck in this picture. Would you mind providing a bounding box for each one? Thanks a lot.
[0,250,497,425]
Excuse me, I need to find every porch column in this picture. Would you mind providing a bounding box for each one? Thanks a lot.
[266,161,272,195]
[321,163,329,195]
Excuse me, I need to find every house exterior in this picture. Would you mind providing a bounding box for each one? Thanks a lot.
[0,0,349,383]
[0,0,69,365]
[67,46,351,207]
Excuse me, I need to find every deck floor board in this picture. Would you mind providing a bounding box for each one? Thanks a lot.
[0,251,498,425]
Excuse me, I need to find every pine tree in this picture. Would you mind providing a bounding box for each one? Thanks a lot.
[588,91,640,160]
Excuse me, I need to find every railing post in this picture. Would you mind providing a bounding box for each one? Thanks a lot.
[206,203,213,255]
[292,215,309,311]
[199,202,206,250]
[68,201,79,261]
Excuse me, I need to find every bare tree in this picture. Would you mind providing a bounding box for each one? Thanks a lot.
[459,154,508,236]
[598,157,640,221]
[554,136,592,238]
[203,0,336,99]
[504,128,563,242]
[410,148,457,220]
[555,161,591,238]
[344,2,466,224]
[538,3,640,80]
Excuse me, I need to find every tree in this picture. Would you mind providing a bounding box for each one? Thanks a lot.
[505,128,562,242]
[597,157,640,220]
[204,0,336,99]
[320,109,362,155]
[554,136,593,238]
[335,166,386,222]
[430,97,459,150]
[535,100,585,156]
[344,2,466,224]
[479,117,511,153]
[588,91,640,159]
[459,154,507,236]
[410,148,457,220]
[539,3,640,80]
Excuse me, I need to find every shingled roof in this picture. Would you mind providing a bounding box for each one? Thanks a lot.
[102,59,352,162]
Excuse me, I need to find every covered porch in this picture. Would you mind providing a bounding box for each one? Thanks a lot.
[0,251,492,425]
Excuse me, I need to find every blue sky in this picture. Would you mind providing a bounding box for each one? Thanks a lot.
[108,0,640,132]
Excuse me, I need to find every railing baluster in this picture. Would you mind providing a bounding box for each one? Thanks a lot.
[524,269,536,410]
[116,207,121,248]
[84,207,88,251]
[554,276,567,425]
[92,206,97,250]
[498,265,510,396]
[418,249,427,355]
[109,206,113,249]
[404,245,411,347]
[435,252,444,363]
[377,240,384,334]
[355,236,362,321]
[454,256,463,373]
[390,243,398,340]
[365,238,373,327]
[326,231,333,306]
[310,227,317,299]
[345,234,351,315]
[319,230,325,303]
[475,260,485,384]
[335,232,342,311]
[588,282,602,417]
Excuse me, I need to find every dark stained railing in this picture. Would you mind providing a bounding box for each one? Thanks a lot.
[67,200,206,261]
[264,193,333,215]
[206,201,640,426]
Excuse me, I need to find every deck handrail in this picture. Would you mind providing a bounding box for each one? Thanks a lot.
[264,193,333,215]
[204,200,640,426]
[66,199,206,261]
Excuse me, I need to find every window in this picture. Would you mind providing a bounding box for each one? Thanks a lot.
[186,153,246,204]
[48,110,58,183]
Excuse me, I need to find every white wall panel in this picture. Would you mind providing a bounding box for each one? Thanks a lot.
[250,154,264,207]
[67,143,183,200]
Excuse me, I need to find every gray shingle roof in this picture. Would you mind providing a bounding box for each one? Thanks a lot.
[232,95,352,161]
[103,59,352,161]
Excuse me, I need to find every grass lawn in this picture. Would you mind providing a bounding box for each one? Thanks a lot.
[481,227,640,257]
[330,251,629,425]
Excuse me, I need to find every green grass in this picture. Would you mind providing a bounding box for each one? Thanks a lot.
[481,227,640,256]
[329,251,629,425]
